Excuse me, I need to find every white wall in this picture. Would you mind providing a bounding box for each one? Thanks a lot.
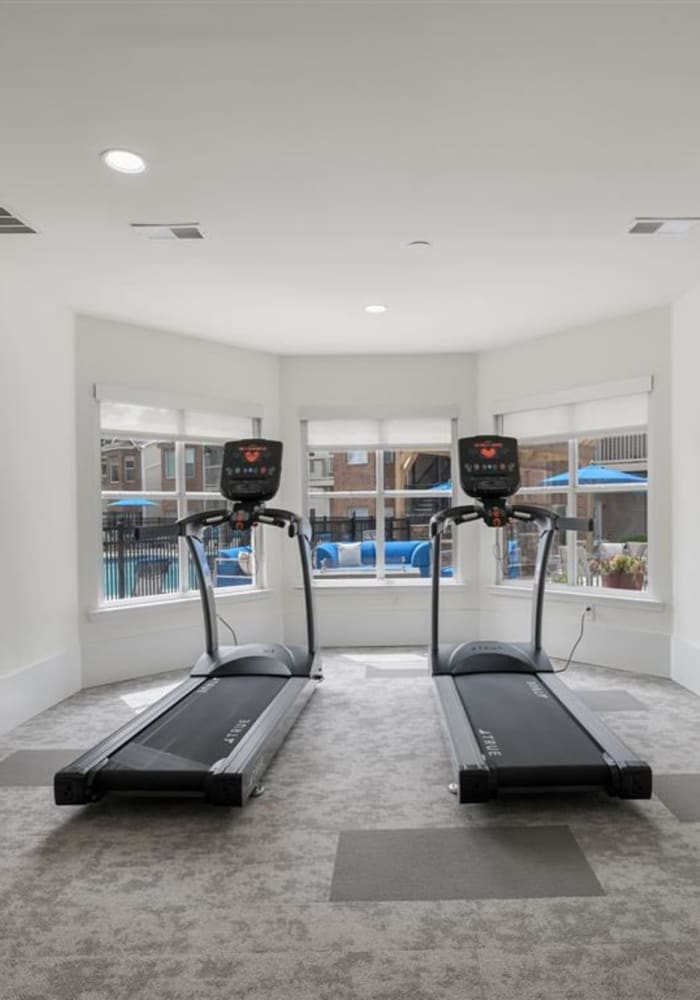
[278,353,479,647]
[0,280,81,732]
[671,286,700,695]
[76,315,283,686]
[478,307,673,677]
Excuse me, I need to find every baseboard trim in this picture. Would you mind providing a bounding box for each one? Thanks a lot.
[0,647,82,736]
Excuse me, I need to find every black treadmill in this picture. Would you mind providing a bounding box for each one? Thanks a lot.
[55,438,321,807]
[430,434,652,804]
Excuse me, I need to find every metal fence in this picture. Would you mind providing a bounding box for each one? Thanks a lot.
[309,514,433,544]
[103,514,250,601]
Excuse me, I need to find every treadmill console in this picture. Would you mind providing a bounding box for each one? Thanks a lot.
[459,436,520,499]
[220,439,283,503]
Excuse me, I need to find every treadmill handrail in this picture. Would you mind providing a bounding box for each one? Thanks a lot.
[430,505,481,655]
[430,502,562,656]
[136,505,316,660]
[508,504,556,652]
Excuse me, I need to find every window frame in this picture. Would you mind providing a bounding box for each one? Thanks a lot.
[98,413,262,607]
[495,429,650,596]
[301,418,459,585]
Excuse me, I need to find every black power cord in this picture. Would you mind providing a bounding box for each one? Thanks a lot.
[217,615,239,645]
[555,608,588,674]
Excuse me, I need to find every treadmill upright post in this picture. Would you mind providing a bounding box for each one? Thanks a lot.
[509,505,556,654]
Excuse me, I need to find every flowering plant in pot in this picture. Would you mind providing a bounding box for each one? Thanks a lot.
[590,552,645,590]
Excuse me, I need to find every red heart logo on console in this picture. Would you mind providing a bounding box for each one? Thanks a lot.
[244,450,261,463]
[480,447,496,458]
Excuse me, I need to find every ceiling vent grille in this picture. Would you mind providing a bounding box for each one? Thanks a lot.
[629,217,700,235]
[131,223,204,241]
[0,206,36,234]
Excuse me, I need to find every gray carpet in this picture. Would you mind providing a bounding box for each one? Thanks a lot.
[0,651,699,1000]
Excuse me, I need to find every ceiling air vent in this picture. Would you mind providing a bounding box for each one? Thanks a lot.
[131,223,204,240]
[629,217,700,236]
[0,206,36,234]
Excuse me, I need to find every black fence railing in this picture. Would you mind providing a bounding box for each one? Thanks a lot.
[309,514,434,544]
[102,514,250,601]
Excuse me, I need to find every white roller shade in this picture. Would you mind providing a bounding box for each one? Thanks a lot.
[100,401,179,437]
[307,417,453,449]
[183,411,253,441]
[501,393,648,440]
[100,401,254,442]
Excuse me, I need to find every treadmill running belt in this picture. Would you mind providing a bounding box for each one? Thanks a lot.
[455,673,610,787]
[103,674,288,772]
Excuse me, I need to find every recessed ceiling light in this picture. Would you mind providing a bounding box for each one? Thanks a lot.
[101,149,147,174]
[364,304,388,314]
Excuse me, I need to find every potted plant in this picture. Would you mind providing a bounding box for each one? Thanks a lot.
[591,552,645,590]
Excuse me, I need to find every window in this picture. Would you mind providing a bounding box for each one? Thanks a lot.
[497,381,650,594]
[185,445,196,481]
[163,448,175,481]
[98,394,259,605]
[303,417,457,581]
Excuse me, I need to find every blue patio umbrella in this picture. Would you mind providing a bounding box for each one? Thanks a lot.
[540,465,647,486]
[108,497,157,507]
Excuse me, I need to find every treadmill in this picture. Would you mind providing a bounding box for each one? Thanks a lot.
[430,434,652,804]
[55,438,321,807]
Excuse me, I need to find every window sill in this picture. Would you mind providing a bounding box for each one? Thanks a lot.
[488,582,665,611]
[309,577,463,590]
[89,587,272,621]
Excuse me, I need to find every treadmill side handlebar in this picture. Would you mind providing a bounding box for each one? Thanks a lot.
[430,505,481,537]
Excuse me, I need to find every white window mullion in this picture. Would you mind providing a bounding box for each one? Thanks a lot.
[566,438,577,586]
[176,413,189,594]
[375,448,386,580]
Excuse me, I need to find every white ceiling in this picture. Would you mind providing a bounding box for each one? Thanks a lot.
[2,1,700,355]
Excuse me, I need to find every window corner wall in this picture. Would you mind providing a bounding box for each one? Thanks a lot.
[75,315,283,687]
[278,353,479,648]
[671,286,700,695]
[477,306,673,679]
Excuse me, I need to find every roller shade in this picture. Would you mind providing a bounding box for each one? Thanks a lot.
[306,417,453,449]
[501,393,648,440]
[100,400,254,442]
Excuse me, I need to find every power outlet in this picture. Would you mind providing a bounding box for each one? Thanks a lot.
[583,605,595,621]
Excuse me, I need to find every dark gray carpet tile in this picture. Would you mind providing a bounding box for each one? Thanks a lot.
[654,774,700,822]
[571,688,648,711]
[330,826,604,901]
[0,749,87,786]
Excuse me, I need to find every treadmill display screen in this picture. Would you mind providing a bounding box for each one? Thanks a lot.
[459,436,520,498]
[220,439,283,502]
